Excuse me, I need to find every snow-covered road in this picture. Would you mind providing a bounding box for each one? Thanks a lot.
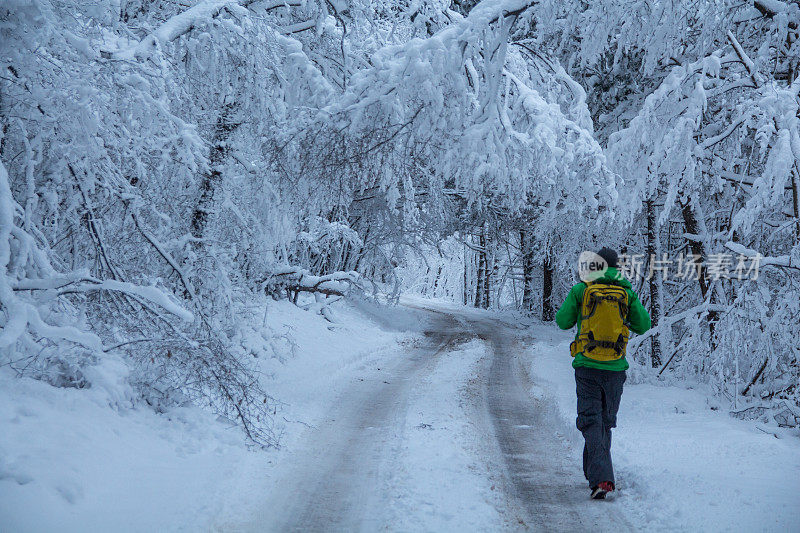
[4,300,798,531]
[480,319,632,531]
[247,307,634,532]
[257,314,468,531]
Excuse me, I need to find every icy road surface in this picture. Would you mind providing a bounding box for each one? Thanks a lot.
[249,307,632,532]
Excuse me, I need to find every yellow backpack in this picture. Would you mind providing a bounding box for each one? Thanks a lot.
[570,282,630,361]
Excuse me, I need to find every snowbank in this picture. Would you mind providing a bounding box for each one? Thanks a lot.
[0,299,425,531]
[0,366,246,532]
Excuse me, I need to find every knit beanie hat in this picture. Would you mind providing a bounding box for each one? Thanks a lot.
[597,247,618,268]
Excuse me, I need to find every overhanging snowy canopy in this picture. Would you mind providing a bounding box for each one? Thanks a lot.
[278,0,618,226]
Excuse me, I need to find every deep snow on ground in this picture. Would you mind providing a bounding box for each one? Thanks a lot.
[0,299,421,532]
[2,298,799,532]
[0,367,245,532]
[525,325,800,532]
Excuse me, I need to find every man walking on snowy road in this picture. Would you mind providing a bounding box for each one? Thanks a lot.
[555,247,651,500]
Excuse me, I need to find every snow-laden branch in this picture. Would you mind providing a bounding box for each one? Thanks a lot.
[265,266,364,297]
[11,271,195,320]
[753,0,800,19]
[333,0,535,112]
[724,242,797,269]
[0,160,31,349]
[0,157,194,355]
[726,31,763,87]
[628,302,729,355]
[111,0,239,60]
[130,211,198,302]
[285,0,613,227]
[1,162,105,351]
[110,0,304,59]
[280,19,317,34]
[699,115,748,150]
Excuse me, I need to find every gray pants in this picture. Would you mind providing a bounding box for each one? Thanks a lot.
[574,366,626,487]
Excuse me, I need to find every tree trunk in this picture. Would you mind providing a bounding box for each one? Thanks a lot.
[680,200,709,299]
[791,164,800,243]
[475,230,486,308]
[483,226,492,309]
[680,198,717,347]
[542,253,554,321]
[191,102,239,247]
[463,242,469,306]
[520,228,535,314]
[432,265,443,297]
[646,199,662,368]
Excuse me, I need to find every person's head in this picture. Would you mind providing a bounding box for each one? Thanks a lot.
[596,247,618,268]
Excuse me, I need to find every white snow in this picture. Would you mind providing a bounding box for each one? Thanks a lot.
[384,339,508,531]
[0,368,245,532]
[4,0,800,528]
[3,300,799,531]
[0,300,418,532]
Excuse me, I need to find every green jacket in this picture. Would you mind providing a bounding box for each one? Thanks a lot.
[555,267,651,371]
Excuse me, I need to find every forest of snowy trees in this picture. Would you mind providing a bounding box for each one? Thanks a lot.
[2,0,799,444]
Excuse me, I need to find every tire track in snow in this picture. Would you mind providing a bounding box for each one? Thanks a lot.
[249,306,634,531]
[480,324,634,532]
[260,315,463,532]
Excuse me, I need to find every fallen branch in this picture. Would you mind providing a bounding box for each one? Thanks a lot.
[264,266,364,299]
[131,211,197,301]
[726,30,763,87]
[742,356,769,396]
[12,271,194,322]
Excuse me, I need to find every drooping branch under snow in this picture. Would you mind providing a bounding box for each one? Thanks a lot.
[724,242,798,270]
[109,0,305,59]
[264,267,364,299]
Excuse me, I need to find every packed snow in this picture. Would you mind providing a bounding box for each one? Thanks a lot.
[526,325,800,532]
[3,300,799,531]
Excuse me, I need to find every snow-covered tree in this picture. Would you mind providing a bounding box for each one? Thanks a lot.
[3,0,797,443]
